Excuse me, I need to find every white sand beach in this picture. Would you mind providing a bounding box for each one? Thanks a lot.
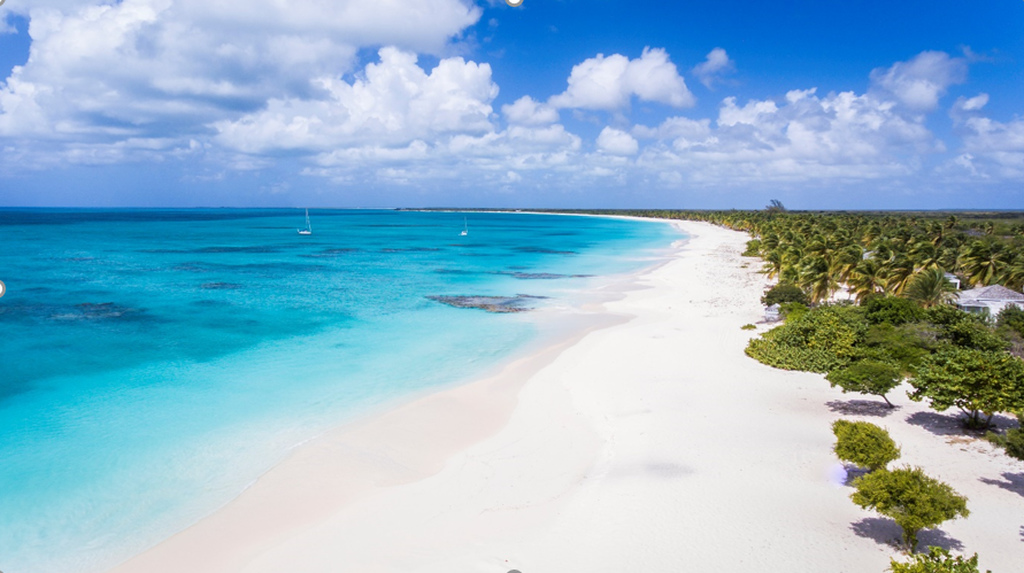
[109,221,1024,573]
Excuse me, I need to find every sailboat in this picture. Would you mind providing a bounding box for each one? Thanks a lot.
[298,209,312,235]
[460,216,468,236]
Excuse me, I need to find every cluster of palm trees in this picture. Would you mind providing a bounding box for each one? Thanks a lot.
[606,210,1024,306]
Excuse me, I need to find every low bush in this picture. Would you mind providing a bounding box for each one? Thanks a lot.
[832,420,900,471]
[888,546,988,573]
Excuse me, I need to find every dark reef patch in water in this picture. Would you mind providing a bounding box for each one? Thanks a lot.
[498,271,592,280]
[144,246,283,254]
[514,246,578,255]
[173,262,211,273]
[200,282,243,290]
[426,294,546,313]
[191,299,231,308]
[47,302,145,321]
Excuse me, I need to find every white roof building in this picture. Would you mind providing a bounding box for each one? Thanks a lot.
[956,285,1024,317]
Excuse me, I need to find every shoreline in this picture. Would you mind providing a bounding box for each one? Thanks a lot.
[107,220,1024,572]
[106,217,676,573]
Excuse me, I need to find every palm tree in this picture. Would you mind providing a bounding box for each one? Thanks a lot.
[1002,256,1024,291]
[849,259,887,302]
[884,255,916,295]
[961,240,1008,286]
[909,240,941,272]
[800,255,839,303]
[903,268,958,308]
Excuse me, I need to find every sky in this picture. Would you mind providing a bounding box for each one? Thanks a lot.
[0,0,1022,209]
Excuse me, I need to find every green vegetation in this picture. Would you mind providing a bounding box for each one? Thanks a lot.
[832,420,901,471]
[761,282,810,307]
[865,296,926,327]
[909,348,1024,428]
[573,209,1024,300]
[827,360,903,407]
[985,413,1024,462]
[998,305,1024,338]
[741,323,756,331]
[888,547,989,573]
[745,303,867,372]
[904,269,959,309]
[851,466,969,552]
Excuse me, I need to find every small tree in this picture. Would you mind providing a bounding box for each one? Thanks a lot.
[851,466,969,551]
[888,546,989,573]
[761,283,809,307]
[827,360,903,407]
[909,348,1024,428]
[832,420,901,471]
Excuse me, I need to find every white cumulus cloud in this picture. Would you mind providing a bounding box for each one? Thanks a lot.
[214,48,498,153]
[692,47,735,88]
[869,51,967,112]
[549,47,694,111]
[502,96,559,125]
[0,0,481,160]
[596,127,639,155]
[949,94,1024,179]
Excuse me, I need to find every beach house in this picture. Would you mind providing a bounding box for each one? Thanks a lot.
[955,284,1024,317]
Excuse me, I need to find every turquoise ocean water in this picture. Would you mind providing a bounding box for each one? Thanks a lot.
[0,209,679,573]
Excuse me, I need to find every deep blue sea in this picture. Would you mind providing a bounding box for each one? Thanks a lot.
[0,209,679,573]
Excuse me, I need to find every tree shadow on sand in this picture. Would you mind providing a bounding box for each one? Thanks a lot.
[979,472,1024,499]
[907,411,1019,437]
[905,411,968,436]
[827,399,900,418]
[850,517,964,552]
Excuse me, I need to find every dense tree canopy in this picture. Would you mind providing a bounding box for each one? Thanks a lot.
[909,348,1024,428]
[583,209,1024,299]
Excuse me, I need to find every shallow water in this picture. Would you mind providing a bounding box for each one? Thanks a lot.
[0,209,679,573]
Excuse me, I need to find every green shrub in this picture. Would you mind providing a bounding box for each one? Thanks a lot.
[858,323,939,372]
[745,304,868,372]
[865,296,927,326]
[942,321,1010,352]
[742,239,762,257]
[779,301,809,321]
[832,420,901,471]
[761,283,809,307]
[851,466,969,551]
[827,360,903,407]
[997,305,1024,338]
[741,323,756,331]
[888,546,989,573]
[925,305,981,328]
[1006,427,1024,461]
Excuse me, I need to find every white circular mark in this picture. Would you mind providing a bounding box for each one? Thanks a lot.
[505,0,523,6]
[0,280,5,298]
